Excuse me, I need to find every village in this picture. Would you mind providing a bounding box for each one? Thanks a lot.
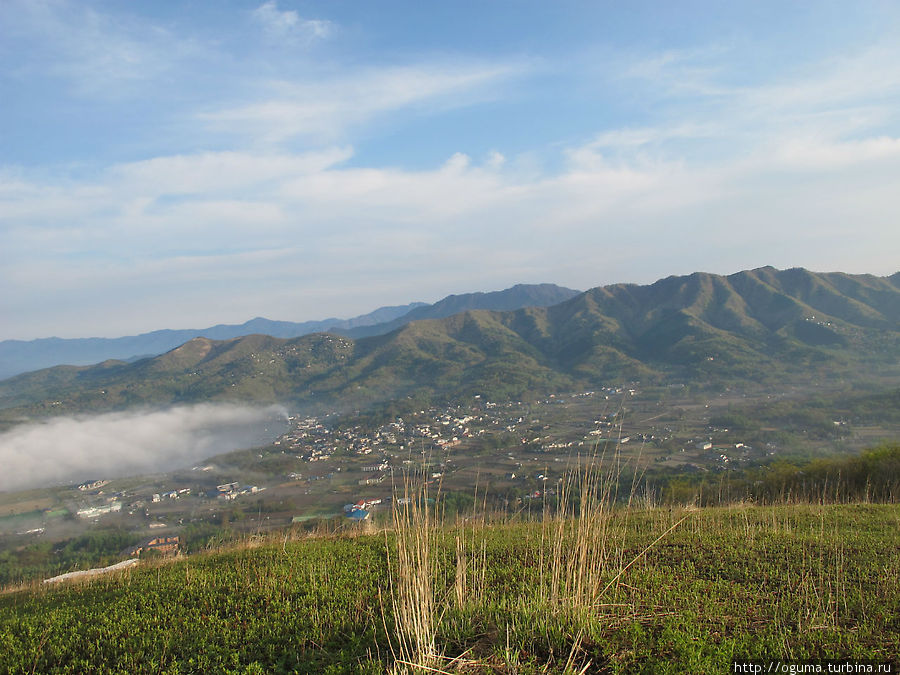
[199,385,762,523]
[1,384,774,558]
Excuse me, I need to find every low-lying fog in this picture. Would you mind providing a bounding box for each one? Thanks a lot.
[0,403,289,492]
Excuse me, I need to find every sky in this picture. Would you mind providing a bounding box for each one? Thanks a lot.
[2,0,900,341]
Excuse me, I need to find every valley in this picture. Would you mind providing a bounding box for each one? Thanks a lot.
[2,375,898,587]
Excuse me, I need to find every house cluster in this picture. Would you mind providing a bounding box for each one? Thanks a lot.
[275,417,334,461]
[125,535,179,558]
[684,441,757,468]
[77,479,109,492]
[276,405,485,467]
[151,488,191,503]
[707,443,755,467]
[213,481,262,501]
[76,502,122,518]
[278,393,649,494]
[343,497,383,520]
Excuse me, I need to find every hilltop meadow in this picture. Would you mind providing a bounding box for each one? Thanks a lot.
[1,446,898,674]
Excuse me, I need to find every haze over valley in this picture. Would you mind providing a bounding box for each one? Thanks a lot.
[0,404,288,492]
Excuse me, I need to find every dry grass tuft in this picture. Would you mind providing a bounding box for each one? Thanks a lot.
[384,430,689,672]
[385,470,443,673]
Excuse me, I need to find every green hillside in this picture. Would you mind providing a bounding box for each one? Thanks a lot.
[1,503,897,673]
[340,282,581,338]
[0,283,579,380]
[1,267,898,419]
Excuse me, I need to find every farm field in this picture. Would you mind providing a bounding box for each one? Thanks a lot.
[1,502,898,673]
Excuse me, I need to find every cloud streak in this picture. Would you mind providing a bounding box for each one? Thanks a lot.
[3,123,900,339]
[0,404,288,491]
[252,1,334,43]
[199,61,524,145]
[0,0,198,98]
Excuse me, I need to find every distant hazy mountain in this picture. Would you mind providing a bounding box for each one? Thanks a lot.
[0,304,425,381]
[2,268,897,419]
[0,283,579,380]
[337,283,582,338]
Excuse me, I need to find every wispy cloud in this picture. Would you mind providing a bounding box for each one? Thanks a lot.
[252,1,334,43]
[741,44,900,114]
[772,136,900,170]
[109,148,353,196]
[0,404,288,491]
[200,61,525,145]
[0,0,198,98]
[614,40,900,159]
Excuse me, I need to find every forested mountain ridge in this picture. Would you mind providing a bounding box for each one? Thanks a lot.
[337,283,582,338]
[1,267,897,418]
[0,284,580,380]
[0,304,420,381]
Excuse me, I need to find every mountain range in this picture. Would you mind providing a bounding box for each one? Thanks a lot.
[1,267,898,420]
[0,284,580,380]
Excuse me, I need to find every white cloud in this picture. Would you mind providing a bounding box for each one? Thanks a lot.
[109,148,353,197]
[253,1,333,42]
[0,0,199,98]
[0,404,288,491]
[2,28,900,339]
[772,136,900,170]
[3,102,899,340]
[200,62,524,144]
[485,151,506,169]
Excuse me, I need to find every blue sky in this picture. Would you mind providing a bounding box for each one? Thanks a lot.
[2,0,899,340]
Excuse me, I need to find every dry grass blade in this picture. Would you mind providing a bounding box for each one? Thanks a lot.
[391,659,455,674]
[599,514,689,598]
[387,465,443,674]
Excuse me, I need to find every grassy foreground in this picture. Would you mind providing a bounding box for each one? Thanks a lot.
[1,503,898,674]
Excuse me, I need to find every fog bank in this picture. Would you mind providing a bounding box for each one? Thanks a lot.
[0,404,289,491]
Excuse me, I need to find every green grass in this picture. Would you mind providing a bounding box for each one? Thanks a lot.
[1,504,898,673]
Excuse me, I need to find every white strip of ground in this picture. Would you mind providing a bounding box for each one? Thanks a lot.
[43,558,140,584]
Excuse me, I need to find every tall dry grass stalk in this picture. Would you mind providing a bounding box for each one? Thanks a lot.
[385,470,443,673]
[384,414,688,671]
[539,433,686,623]
[540,442,626,612]
[452,484,489,611]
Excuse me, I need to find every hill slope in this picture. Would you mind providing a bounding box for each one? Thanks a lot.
[338,283,582,338]
[0,284,579,380]
[1,504,897,672]
[0,303,424,381]
[1,267,897,416]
